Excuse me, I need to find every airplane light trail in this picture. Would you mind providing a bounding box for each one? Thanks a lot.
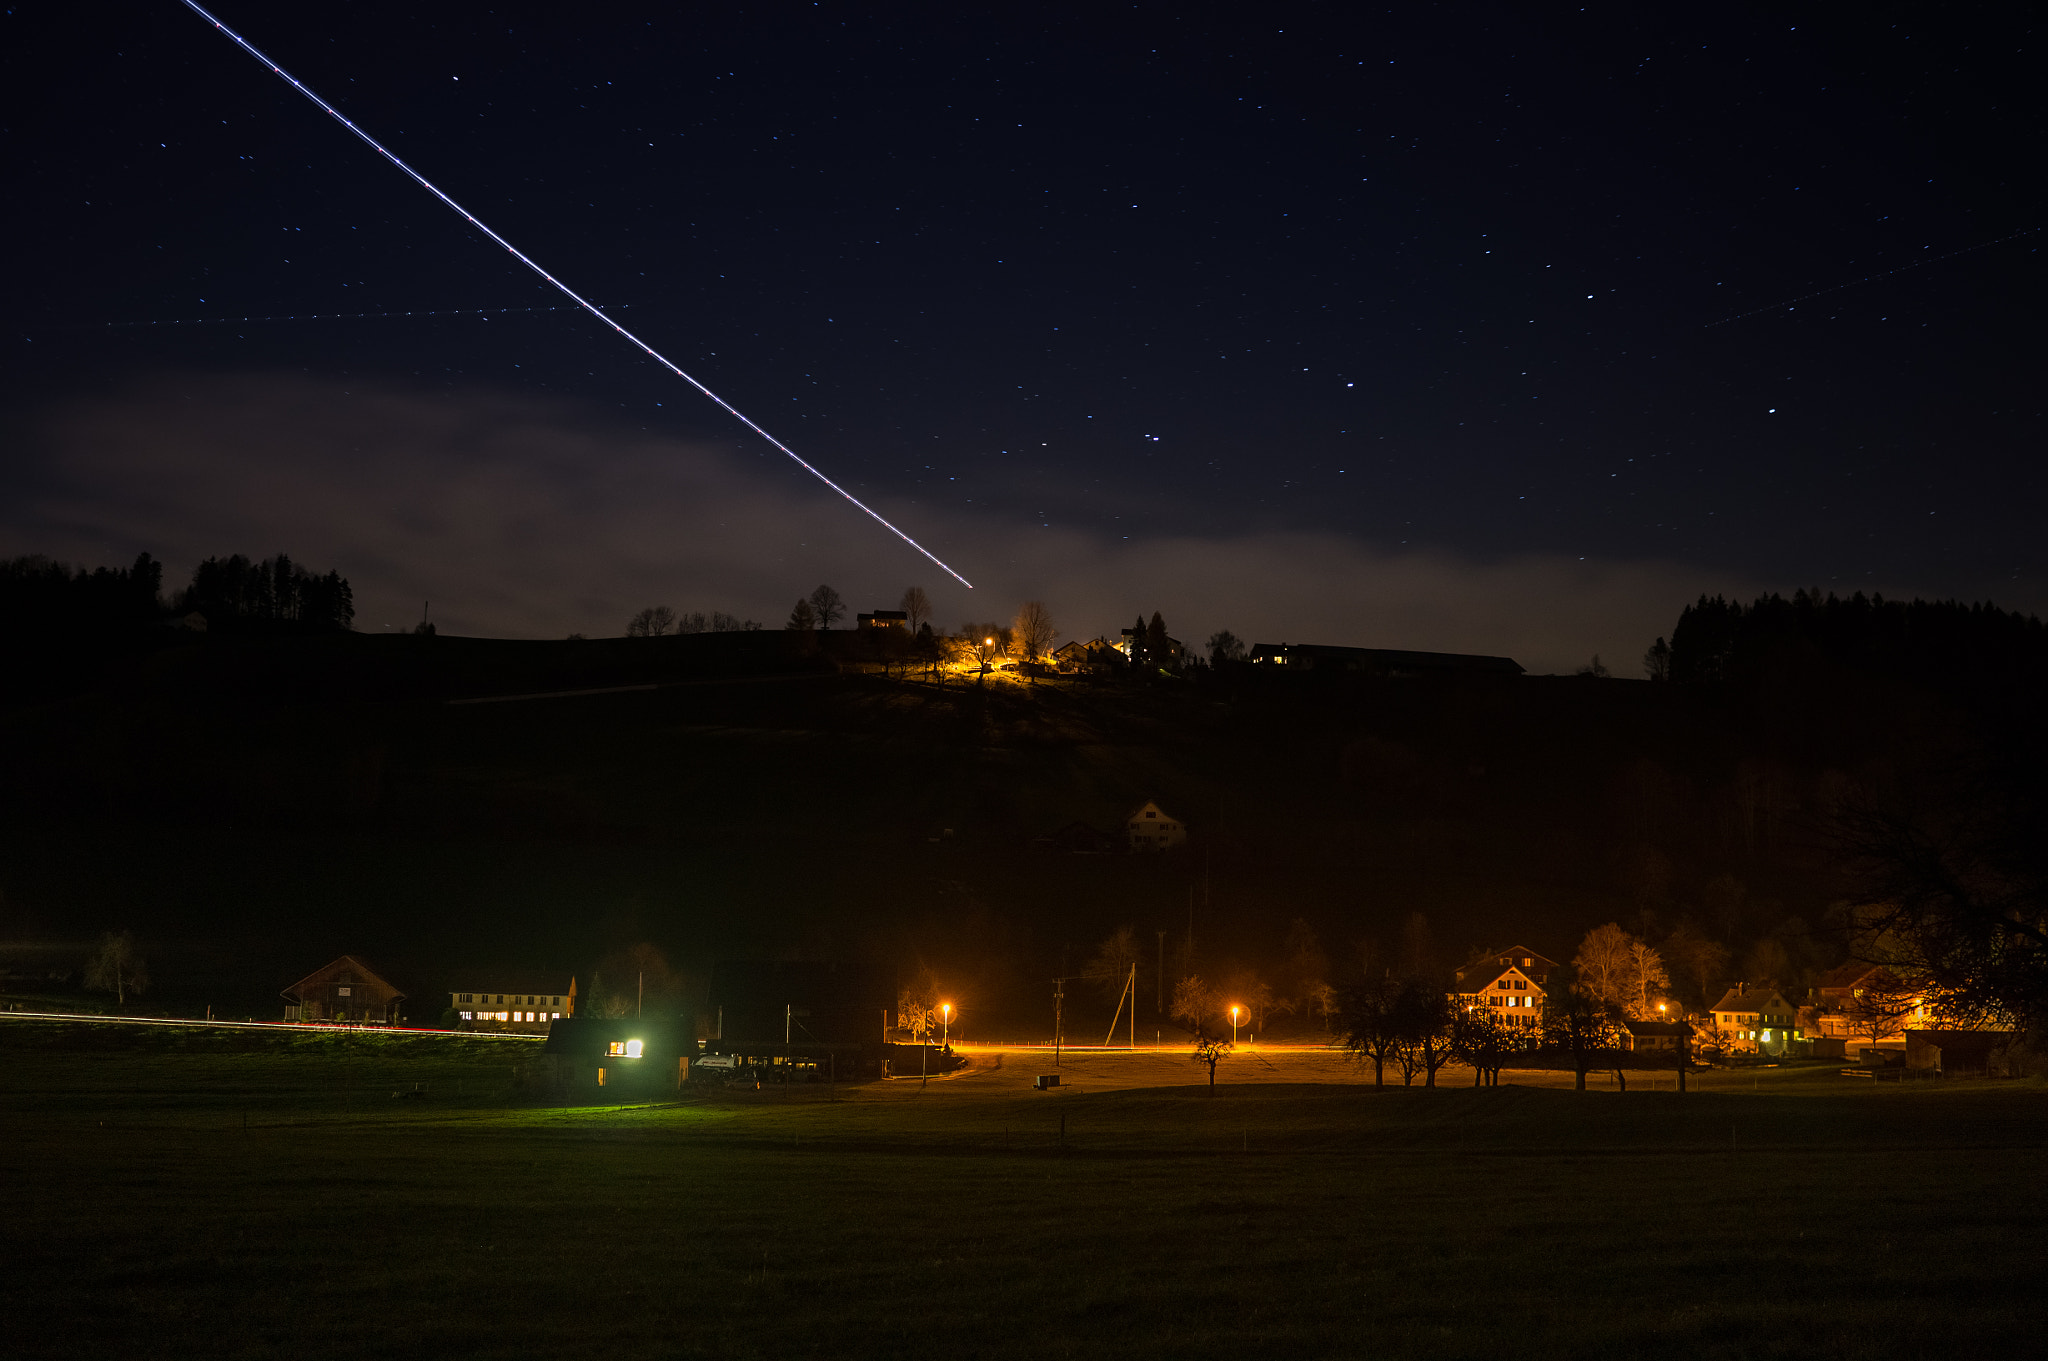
[178,0,972,589]
[91,304,628,329]
[1703,227,2039,329]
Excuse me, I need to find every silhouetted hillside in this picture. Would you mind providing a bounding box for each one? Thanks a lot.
[8,616,2022,1035]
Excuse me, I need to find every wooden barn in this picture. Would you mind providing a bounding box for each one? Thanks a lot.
[282,956,405,1025]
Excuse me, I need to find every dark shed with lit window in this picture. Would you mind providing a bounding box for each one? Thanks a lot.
[541,1016,693,1095]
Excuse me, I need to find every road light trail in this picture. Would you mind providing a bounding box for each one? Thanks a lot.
[178,0,973,589]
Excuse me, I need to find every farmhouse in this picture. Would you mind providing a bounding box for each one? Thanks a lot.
[1710,983,1803,1056]
[1453,947,1556,1031]
[452,975,577,1032]
[855,609,908,630]
[1126,800,1186,852]
[282,955,404,1025]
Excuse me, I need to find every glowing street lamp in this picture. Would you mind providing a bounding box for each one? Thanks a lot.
[940,1002,952,1048]
[1230,1004,1243,1046]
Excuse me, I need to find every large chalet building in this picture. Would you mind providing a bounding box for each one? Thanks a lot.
[1452,947,1556,1031]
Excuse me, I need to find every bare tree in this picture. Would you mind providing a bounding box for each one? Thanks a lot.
[1449,1004,1519,1086]
[1171,974,1218,1034]
[900,585,932,634]
[1847,971,1920,1050]
[1013,600,1056,663]
[1191,1031,1229,1093]
[1086,927,1142,1005]
[1280,918,1331,1023]
[1335,973,1405,1089]
[1661,921,1731,1008]
[626,605,677,637]
[809,584,845,630]
[1542,984,1626,1091]
[83,931,149,1009]
[675,611,708,634]
[1573,923,1636,1012]
[1207,630,1246,666]
[1626,938,1672,1018]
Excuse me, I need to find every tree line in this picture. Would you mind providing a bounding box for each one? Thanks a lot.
[2,551,354,634]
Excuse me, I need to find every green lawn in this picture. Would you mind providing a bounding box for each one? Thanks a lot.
[3,1023,2044,1360]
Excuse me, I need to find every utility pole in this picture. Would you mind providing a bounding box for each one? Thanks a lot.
[638,971,644,1018]
[1053,977,1065,1067]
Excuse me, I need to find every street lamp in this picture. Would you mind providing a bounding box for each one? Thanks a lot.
[940,1002,952,1048]
[1230,1004,1242,1046]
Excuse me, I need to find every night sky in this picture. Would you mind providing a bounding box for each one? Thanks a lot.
[4,3,2040,670]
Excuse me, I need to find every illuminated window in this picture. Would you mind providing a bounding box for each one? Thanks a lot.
[459,1011,471,1020]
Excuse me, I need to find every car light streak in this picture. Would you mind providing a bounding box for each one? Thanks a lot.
[178,0,973,588]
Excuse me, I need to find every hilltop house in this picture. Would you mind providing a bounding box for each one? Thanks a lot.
[452,975,578,1032]
[1126,800,1187,852]
[1452,947,1556,1031]
[855,609,908,630]
[282,955,405,1025]
[1710,983,1803,1056]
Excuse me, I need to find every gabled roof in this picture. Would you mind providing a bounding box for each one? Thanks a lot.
[1455,947,1557,984]
[282,954,404,1003]
[1126,800,1181,824]
[1711,985,1795,1014]
[456,974,577,997]
[1817,961,1891,992]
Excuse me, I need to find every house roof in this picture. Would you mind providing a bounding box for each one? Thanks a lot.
[1455,947,1557,984]
[1126,800,1181,825]
[1624,1020,1690,1037]
[456,974,577,997]
[1817,961,1891,992]
[1711,986,1795,1013]
[281,954,404,1003]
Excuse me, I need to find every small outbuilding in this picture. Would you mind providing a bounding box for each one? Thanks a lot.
[541,1016,694,1095]
[1904,1029,2015,1077]
[283,955,405,1025]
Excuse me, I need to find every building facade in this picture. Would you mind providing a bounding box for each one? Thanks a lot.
[453,976,577,1032]
[1710,983,1803,1056]
[1126,800,1187,852]
[1452,947,1556,1032]
[282,956,405,1025]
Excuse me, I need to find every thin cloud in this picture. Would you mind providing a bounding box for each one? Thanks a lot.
[7,373,1752,672]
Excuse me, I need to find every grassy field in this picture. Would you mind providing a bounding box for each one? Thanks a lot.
[5,1022,2045,1360]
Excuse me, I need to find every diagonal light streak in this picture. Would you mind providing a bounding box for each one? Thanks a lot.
[179,0,972,589]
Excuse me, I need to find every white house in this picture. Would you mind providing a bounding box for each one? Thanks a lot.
[1126,800,1187,852]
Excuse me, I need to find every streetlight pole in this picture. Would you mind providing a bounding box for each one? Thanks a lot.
[1230,1005,1241,1047]
[941,1002,951,1048]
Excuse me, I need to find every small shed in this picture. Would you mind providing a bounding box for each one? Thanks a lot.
[541,1016,694,1094]
[283,955,405,1025]
[1904,1029,2014,1076]
[1622,1020,1691,1052]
